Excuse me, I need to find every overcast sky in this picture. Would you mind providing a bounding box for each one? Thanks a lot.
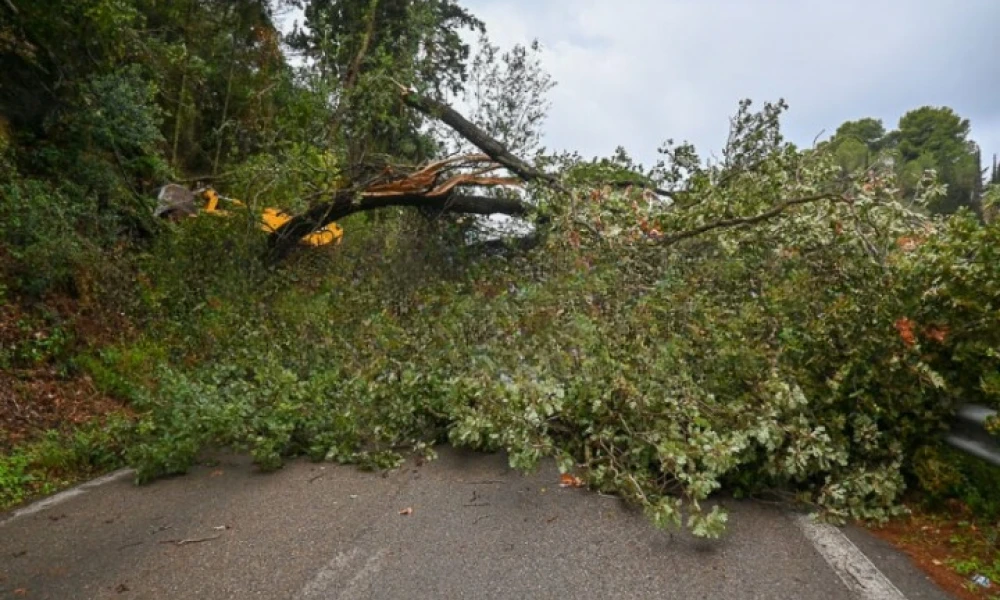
[281,1,1000,169]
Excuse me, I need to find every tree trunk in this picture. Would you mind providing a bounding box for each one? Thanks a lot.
[268,190,528,260]
[212,8,240,176]
[343,0,380,91]
[268,89,553,261]
[171,66,188,169]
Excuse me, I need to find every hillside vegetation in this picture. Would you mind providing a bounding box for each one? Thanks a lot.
[1,0,999,539]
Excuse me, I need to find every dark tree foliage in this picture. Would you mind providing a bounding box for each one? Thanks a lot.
[286,0,483,95]
[0,0,293,178]
[827,108,983,216]
[285,0,484,163]
[832,118,888,152]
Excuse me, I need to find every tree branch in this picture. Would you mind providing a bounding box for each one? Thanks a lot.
[395,83,563,191]
[659,193,840,246]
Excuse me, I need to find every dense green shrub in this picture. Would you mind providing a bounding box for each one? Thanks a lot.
[0,415,132,510]
[0,179,96,298]
[912,445,1000,520]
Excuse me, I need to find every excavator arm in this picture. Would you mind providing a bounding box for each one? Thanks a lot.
[154,184,343,247]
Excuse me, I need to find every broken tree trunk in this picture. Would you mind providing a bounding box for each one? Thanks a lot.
[269,88,558,260]
[396,85,562,191]
[268,190,527,260]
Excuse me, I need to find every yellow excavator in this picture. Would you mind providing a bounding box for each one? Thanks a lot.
[153,183,343,247]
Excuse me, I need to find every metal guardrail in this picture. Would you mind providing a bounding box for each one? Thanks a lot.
[945,404,1000,467]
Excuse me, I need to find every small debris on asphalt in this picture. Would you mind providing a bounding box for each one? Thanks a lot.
[115,583,130,593]
[349,494,358,499]
[399,507,413,516]
[464,490,489,507]
[11,550,27,558]
[212,525,230,531]
[117,541,144,551]
[158,534,222,546]
[559,473,585,488]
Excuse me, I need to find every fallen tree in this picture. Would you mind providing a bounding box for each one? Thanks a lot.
[125,86,1000,543]
[23,0,993,544]
[269,87,851,261]
[268,124,544,259]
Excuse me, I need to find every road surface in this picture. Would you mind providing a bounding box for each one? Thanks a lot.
[0,447,955,599]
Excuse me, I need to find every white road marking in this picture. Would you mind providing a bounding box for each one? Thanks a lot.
[300,548,362,599]
[336,548,388,600]
[299,547,388,600]
[0,468,134,527]
[794,513,908,600]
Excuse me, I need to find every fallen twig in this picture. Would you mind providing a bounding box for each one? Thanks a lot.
[117,541,144,551]
[158,534,222,546]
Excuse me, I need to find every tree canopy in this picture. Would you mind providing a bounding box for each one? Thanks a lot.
[826,107,983,216]
[832,117,888,152]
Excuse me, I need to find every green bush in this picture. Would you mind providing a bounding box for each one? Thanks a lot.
[0,179,96,298]
[0,415,131,510]
[0,453,35,508]
[913,445,1000,520]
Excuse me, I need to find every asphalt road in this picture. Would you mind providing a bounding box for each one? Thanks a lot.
[0,447,955,600]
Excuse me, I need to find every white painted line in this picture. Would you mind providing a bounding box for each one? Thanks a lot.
[336,548,388,600]
[0,468,134,527]
[794,513,908,600]
[299,548,362,599]
[299,546,389,600]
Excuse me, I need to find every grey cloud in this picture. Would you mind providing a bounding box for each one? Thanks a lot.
[464,0,1000,167]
